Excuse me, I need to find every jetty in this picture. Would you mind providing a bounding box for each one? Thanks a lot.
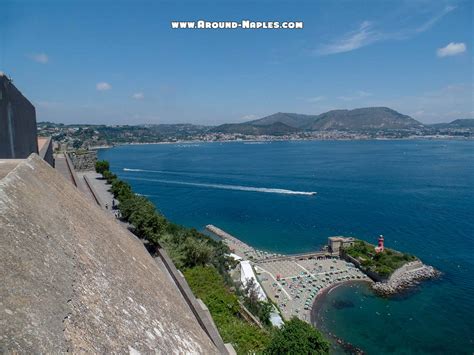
[206,225,370,322]
[371,261,440,295]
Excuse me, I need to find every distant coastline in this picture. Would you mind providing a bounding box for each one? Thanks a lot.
[39,110,473,150]
[97,135,474,149]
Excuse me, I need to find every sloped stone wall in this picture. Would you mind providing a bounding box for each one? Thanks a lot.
[69,150,97,171]
[0,154,218,353]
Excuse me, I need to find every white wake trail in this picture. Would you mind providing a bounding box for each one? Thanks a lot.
[124,176,316,196]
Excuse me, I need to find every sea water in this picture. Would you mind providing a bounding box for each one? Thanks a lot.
[99,140,474,354]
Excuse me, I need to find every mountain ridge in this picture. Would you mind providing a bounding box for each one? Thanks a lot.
[429,118,474,129]
[212,107,425,134]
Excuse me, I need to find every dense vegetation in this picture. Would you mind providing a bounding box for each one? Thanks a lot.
[98,162,229,272]
[184,266,271,353]
[96,160,330,354]
[344,240,417,277]
[95,160,109,175]
[266,318,330,354]
[240,278,274,327]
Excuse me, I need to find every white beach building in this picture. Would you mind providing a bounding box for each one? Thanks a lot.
[240,260,267,301]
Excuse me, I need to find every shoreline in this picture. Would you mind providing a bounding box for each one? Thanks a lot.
[371,262,440,296]
[206,224,438,353]
[310,280,371,355]
[206,224,370,322]
[310,280,372,327]
[95,136,473,149]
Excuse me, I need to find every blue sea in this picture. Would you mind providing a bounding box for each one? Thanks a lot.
[99,140,474,354]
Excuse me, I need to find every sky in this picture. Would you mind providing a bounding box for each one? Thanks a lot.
[0,0,472,125]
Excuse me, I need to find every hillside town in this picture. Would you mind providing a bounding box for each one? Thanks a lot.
[38,119,473,150]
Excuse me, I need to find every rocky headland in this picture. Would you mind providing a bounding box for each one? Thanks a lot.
[372,261,441,296]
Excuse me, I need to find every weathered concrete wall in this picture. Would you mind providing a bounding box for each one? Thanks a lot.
[340,252,384,282]
[38,137,54,167]
[0,75,38,159]
[0,154,218,354]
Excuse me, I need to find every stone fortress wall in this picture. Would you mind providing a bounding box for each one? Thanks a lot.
[0,74,38,159]
[69,150,97,171]
[0,155,220,353]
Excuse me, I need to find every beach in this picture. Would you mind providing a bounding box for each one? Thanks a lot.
[206,224,371,322]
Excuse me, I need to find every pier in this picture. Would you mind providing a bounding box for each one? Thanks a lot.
[206,225,370,322]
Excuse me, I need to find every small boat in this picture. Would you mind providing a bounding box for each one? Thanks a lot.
[310,192,317,196]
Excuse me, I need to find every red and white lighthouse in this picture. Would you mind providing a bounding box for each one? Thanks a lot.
[375,235,385,253]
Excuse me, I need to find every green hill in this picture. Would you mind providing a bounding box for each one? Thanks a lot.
[211,122,298,136]
[212,107,424,135]
[430,118,474,129]
[247,112,317,129]
[308,107,422,130]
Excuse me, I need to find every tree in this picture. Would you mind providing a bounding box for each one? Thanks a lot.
[243,278,273,326]
[102,170,117,184]
[95,160,110,175]
[244,278,260,309]
[72,139,82,149]
[182,237,214,267]
[266,318,330,354]
[257,301,273,326]
[110,180,133,201]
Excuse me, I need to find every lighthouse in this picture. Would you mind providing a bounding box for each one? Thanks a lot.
[375,235,385,253]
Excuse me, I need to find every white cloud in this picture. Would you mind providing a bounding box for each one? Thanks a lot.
[132,92,144,99]
[338,90,372,101]
[356,90,372,97]
[437,42,466,57]
[307,96,326,103]
[96,82,111,91]
[31,53,49,64]
[0,71,4,76]
[318,21,379,55]
[317,5,456,55]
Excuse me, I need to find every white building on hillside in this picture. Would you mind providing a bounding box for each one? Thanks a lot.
[240,260,267,301]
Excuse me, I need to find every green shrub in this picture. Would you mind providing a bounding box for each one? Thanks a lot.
[184,266,271,354]
[102,170,117,184]
[266,318,329,354]
[95,160,110,174]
